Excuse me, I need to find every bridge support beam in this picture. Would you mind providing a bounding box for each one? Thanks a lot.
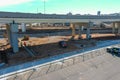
[70,23,76,40]
[117,22,120,34]
[63,23,65,27]
[6,24,12,44]
[21,23,26,32]
[29,23,32,29]
[112,23,115,34]
[78,26,82,39]
[86,26,90,39]
[115,22,120,34]
[86,21,93,39]
[6,22,19,53]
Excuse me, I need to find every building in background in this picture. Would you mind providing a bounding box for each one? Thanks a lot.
[97,11,101,16]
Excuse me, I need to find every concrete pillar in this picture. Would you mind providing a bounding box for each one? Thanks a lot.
[118,23,120,34]
[6,24,12,44]
[21,23,26,32]
[81,26,84,31]
[63,23,65,27]
[29,23,32,28]
[70,23,76,40]
[6,22,19,53]
[78,26,82,39]
[86,26,90,39]
[10,23,19,53]
[112,23,115,34]
[86,21,93,39]
[37,23,39,27]
[71,23,76,36]
[115,22,120,34]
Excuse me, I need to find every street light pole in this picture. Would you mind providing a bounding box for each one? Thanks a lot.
[44,0,46,14]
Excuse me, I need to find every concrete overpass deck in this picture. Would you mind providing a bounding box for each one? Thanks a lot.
[0,18,120,23]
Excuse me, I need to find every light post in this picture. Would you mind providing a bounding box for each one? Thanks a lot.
[44,0,46,14]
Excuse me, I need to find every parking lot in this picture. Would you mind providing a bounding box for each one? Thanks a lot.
[32,45,120,80]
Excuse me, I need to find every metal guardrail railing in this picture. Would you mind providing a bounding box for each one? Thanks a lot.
[23,46,35,57]
[0,40,119,80]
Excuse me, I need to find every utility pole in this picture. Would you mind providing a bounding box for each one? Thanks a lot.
[44,0,46,14]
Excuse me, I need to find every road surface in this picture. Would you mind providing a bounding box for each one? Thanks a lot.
[33,50,120,80]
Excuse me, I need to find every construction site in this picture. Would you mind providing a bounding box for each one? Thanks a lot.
[0,0,120,78]
[0,21,120,80]
[0,24,120,68]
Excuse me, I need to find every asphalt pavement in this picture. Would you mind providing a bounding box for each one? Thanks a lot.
[35,48,120,80]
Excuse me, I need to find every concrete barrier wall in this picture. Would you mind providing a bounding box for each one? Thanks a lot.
[0,45,118,80]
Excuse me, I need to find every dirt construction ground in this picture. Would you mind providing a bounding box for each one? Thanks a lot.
[0,33,120,68]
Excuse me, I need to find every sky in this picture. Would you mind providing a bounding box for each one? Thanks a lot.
[0,0,120,15]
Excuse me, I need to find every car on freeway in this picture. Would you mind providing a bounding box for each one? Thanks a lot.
[106,47,120,54]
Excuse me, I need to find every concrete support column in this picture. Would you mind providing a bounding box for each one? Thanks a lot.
[81,26,84,31]
[21,23,26,32]
[10,23,19,53]
[71,23,76,36]
[63,23,65,27]
[29,23,32,28]
[86,26,90,39]
[78,26,82,39]
[118,23,120,34]
[70,23,76,40]
[6,24,12,44]
[6,22,19,53]
[86,21,93,39]
[115,22,120,34]
[112,23,115,34]
[36,23,39,27]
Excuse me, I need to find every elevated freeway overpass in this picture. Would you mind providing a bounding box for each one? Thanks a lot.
[0,15,120,23]
[0,12,120,23]
[0,12,120,52]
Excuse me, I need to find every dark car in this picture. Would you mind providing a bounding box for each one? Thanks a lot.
[107,47,120,54]
[58,41,67,48]
[106,47,112,53]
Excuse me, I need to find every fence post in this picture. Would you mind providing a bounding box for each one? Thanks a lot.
[46,63,52,74]
[73,57,75,64]
[61,59,65,69]
[27,68,36,80]
[83,54,85,62]
[91,52,94,58]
